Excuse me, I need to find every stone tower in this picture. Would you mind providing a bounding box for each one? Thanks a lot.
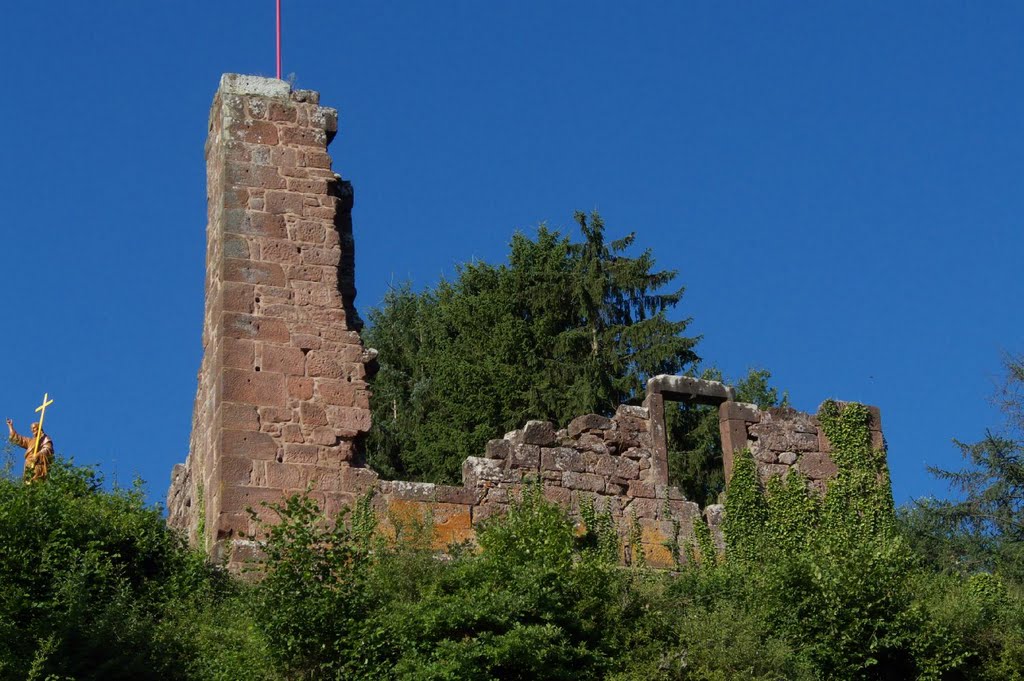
[167,75,373,563]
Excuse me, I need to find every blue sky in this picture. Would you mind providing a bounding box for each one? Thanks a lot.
[1,2,1020,506]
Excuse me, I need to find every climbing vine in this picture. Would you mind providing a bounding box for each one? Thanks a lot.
[723,400,895,561]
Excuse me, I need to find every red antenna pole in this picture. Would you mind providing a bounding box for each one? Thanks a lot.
[276,0,282,80]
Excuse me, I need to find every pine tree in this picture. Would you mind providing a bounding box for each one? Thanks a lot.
[363,211,699,483]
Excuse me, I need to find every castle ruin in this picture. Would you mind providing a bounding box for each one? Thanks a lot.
[167,75,885,569]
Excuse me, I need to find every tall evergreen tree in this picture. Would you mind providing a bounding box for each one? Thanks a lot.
[363,211,699,483]
[908,355,1024,579]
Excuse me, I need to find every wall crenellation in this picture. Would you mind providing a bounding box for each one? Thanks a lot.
[168,75,888,570]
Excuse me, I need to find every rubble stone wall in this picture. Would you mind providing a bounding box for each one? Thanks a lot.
[168,75,886,571]
[720,401,884,493]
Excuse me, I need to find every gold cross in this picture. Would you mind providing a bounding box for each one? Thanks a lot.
[31,392,54,459]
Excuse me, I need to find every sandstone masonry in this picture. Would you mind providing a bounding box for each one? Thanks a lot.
[168,75,888,570]
[167,74,373,563]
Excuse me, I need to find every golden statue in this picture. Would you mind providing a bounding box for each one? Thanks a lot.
[7,393,55,483]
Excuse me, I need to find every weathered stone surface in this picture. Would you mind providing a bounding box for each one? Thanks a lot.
[522,420,556,446]
[562,471,605,493]
[509,444,540,470]
[167,76,373,567]
[485,439,511,460]
[796,452,839,480]
[646,374,736,404]
[568,414,613,438]
[719,401,760,422]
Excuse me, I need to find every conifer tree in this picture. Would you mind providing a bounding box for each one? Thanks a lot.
[364,211,699,483]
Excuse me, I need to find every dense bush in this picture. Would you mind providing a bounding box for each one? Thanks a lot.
[0,456,272,681]
[4,418,1024,679]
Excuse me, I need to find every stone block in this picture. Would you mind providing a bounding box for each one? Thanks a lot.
[593,455,617,477]
[221,429,279,461]
[288,377,314,400]
[719,401,760,423]
[292,221,326,243]
[228,120,279,146]
[509,444,540,470]
[300,245,340,267]
[221,338,255,370]
[265,190,306,215]
[299,401,328,426]
[220,485,288,515]
[221,282,256,313]
[615,457,641,480]
[758,463,790,480]
[223,313,290,343]
[286,264,324,282]
[431,504,475,547]
[462,457,504,486]
[484,487,509,504]
[220,401,259,431]
[306,352,347,379]
[627,480,657,498]
[311,427,338,446]
[472,503,506,525]
[485,439,511,460]
[319,442,355,466]
[435,485,482,505]
[259,239,302,264]
[606,480,628,495]
[752,445,778,464]
[568,414,613,438]
[325,406,371,434]
[646,375,735,404]
[562,471,606,493]
[342,466,380,494]
[540,447,585,473]
[223,234,252,259]
[796,452,838,480]
[265,462,306,490]
[260,345,305,375]
[224,258,286,287]
[304,150,331,168]
[281,126,327,147]
[282,443,318,464]
[779,451,798,465]
[522,420,556,446]
[226,163,286,190]
[282,421,301,444]
[306,465,343,491]
[268,101,297,122]
[221,456,254,486]
[627,498,660,519]
[226,211,288,239]
[222,368,288,406]
[258,406,292,423]
[615,404,649,420]
[316,378,355,405]
[577,433,610,455]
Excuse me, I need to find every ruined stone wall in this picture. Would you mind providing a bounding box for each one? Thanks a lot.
[169,74,886,570]
[720,401,884,493]
[368,402,705,567]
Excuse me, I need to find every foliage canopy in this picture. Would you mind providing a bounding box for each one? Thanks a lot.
[364,211,699,483]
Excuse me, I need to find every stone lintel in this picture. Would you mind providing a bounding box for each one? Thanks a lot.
[646,375,736,405]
